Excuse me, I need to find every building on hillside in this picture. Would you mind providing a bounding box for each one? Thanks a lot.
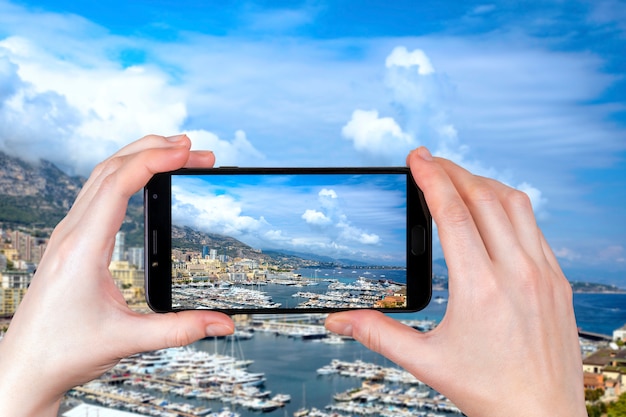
[108,260,144,302]
[127,247,144,269]
[112,232,126,262]
[0,270,33,317]
[583,348,626,399]
[614,324,626,342]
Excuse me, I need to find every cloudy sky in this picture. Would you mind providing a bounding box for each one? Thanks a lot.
[0,0,624,283]
[172,172,407,265]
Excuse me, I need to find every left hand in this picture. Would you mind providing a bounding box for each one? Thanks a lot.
[0,135,235,417]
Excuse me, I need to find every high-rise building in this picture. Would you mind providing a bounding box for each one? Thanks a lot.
[202,246,210,259]
[210,249,218,260]
[112,231,126,262]
[127,247,144,269]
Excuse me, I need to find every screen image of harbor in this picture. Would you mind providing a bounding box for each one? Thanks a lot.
[170,173,409,310]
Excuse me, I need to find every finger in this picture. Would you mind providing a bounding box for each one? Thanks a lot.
[185,150,216,168]
[114,134,190,157]
[479,177,547,264]
[407,148,490,279]
[74,135,190,204]
[435,159,521,263]
[121,311,235,355]
[325,311,435,380]
[538,229,568,279]
[54,142,193,253]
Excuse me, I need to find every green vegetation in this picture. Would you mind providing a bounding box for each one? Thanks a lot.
[586,388,606,417]
[0,195,68,227]
[609,393,626,417]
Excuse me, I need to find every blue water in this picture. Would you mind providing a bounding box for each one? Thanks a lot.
[295,268,626,336]
[186,289,626,417]
[295,268,407,284]
[573,292,626,336]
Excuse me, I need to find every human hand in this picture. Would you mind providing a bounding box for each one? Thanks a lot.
[0,135,235,416]
[325,147,586,417]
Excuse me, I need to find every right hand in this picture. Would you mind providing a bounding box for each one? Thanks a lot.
[326,147,586,417]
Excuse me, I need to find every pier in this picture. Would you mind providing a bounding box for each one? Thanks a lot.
[578,329,612,342]
[71,385,207,417]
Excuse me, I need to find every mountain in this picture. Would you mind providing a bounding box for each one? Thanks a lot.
[172,225,374,269]
[1,151,621,289]
[0,151,145,245]
[0,151,85,228]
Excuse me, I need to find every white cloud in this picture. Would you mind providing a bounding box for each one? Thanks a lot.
[301,209,331,225]
[554,246,582,262]
[319,188,337,199]
[385,46,435,75]
[172,191,265,238]
[341,109,414,161]
[0,34,265,174]
[516,182,548,219]
[343,46,553,222]
[336,215,381,246]
[597,245,625,264]
[186,129,265,167]
[358,233,381,245]
[0,0,624,271]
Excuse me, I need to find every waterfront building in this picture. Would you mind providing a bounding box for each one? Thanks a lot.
[614,324,626,342]
[374,294,406,308]
[582,348,626,399]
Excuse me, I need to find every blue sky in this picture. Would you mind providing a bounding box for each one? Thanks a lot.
[0,0,625,284]
[172,173,407,265]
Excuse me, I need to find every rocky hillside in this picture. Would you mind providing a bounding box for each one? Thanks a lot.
[0,151,85,228]
[0,151,147,245]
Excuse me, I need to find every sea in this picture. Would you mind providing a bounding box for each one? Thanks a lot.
[179,268,626,417]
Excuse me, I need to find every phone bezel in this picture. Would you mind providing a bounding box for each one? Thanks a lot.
[145,167,432,314]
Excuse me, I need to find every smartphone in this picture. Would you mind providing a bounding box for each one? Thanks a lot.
[144,167,431,314]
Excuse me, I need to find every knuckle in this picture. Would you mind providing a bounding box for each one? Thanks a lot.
[438,200,472,227]
[507,189,534,212]
[467,182,498,206]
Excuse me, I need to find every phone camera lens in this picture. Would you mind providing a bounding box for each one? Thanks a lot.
[152,194,158,200]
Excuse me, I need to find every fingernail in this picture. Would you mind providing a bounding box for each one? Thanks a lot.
[417,146,433,161]
[166,134,187,142]
[205,323,234,337]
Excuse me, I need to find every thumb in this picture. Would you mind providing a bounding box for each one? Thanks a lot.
[325,310,435,377]
[123,311,235,354]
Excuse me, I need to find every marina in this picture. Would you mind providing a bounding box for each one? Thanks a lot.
[59,290,626,417]
[64,311,460,417]
[173,272,408,311]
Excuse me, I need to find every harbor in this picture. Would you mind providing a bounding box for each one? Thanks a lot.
[173,271,408,311]
[62,310,460,417]
[51,289,626,417]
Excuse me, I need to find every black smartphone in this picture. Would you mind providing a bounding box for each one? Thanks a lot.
[144,167,431,314]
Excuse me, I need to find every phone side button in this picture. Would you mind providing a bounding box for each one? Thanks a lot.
[411,225,426,255]
[152,230,158,255]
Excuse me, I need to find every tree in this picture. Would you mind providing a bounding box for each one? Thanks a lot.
[608,392,626,417]
[586,388,605,402]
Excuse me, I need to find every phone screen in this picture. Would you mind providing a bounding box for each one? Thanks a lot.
[145,168,431,313]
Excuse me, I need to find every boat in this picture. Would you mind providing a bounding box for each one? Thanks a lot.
[434,296,448,304]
